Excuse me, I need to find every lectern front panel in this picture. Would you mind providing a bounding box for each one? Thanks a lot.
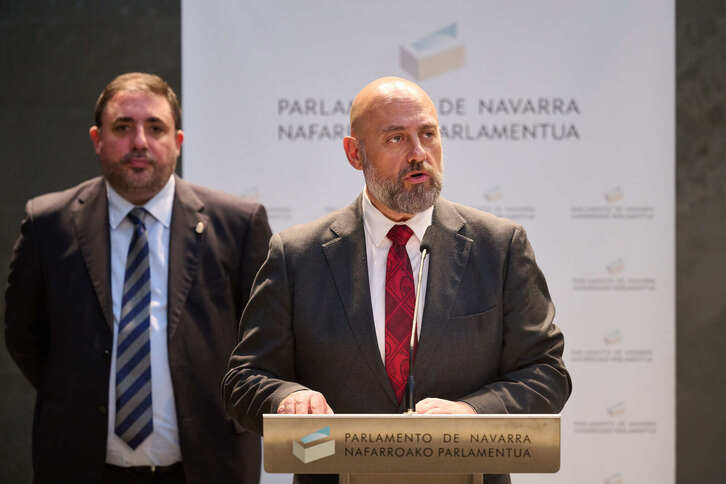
[263,414,560,475]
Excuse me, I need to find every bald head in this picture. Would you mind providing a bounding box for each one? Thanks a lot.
[343,76,443,222]
[349,77,438,138]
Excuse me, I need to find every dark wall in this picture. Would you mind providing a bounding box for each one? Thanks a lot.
[676,2,726,483]
[0,1,723,483]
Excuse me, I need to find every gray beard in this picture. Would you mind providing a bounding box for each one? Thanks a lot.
[363,159,443,215]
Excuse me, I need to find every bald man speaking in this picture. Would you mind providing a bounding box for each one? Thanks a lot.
[223,78,571,484]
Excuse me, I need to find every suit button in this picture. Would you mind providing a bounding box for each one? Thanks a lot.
[98,405,107,415]
[103,349,110,359]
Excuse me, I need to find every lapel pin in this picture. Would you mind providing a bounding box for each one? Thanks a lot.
[195,221,204,234]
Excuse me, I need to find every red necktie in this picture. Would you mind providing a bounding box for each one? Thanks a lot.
[385,224,417,403]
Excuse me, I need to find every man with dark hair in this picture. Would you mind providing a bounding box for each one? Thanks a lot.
[5,72,271,483]
[223,77,571,483]
[94,72,182,131]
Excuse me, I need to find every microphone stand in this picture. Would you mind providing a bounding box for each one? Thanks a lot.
[406,247,428,414]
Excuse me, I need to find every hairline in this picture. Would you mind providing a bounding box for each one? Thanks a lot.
[94,73,181,130]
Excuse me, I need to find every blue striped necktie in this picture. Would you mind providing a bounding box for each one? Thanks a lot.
[114,207,153,449]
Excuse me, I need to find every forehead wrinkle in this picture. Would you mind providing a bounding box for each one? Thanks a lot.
[380,125,405,133]
[379,121,438,134]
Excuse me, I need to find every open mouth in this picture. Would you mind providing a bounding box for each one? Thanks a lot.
[404,171,430,183]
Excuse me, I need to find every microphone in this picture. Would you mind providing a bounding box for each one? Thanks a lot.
[406,226,433,413]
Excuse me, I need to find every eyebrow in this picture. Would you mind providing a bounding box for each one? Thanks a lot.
[379,123,438,133]
[112,116,167,124]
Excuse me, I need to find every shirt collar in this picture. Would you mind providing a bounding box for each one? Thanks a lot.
[362,186,434,248]
[106,175,175,229]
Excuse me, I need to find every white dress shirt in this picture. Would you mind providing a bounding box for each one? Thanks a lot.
[105,176,182,466]
[361,187,433,362]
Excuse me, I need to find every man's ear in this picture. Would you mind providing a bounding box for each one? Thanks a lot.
[89,126,102,155]
[175,129,184,149]
[343,136,363,170]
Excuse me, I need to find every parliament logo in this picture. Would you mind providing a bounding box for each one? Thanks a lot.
[604,186,624,203]
[605,473,624,484]
[400,23,466,80]
[606,258,624,275]
[483,185,503,202]
[604,329,622,345]
[292,426,336,463]
[607,402,626,417]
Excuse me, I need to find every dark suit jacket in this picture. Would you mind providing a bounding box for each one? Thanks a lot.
[5,175,272,483]
[223,196,571,484]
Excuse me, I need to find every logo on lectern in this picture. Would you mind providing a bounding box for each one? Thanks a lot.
[293,426,336,463]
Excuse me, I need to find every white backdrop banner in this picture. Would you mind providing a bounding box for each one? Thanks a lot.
[182,1,674,483]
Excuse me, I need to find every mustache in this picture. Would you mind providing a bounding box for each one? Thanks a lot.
[121,150,156,164]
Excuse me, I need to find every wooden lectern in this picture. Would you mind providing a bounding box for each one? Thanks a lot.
[263,414,560,484]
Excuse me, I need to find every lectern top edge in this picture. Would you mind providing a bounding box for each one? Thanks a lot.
[264,413,561,419]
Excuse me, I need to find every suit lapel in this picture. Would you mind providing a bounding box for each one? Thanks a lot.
[413,199,472,380]
[167,176,206,341]
[322,197,399,406]
[72,178,114,330]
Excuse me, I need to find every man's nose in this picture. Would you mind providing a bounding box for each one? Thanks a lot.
[132,126,148,149]
[408,137,427,163]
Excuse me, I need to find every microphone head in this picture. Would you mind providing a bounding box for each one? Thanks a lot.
[419,225,434,253]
